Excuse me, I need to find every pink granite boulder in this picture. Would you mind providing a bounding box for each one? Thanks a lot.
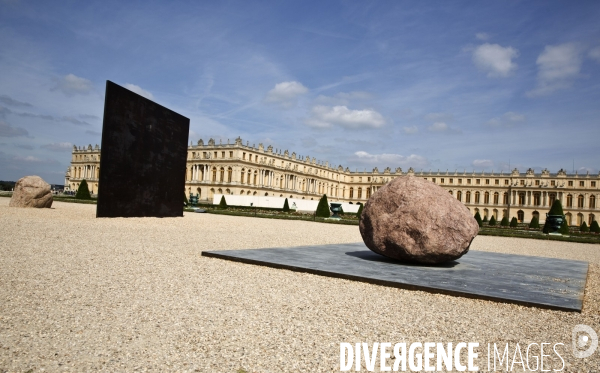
[359,175,478,264]
[9,175,53,208]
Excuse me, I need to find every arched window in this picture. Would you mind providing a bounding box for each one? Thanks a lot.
[577,213,583,226]
[247,171,251,185]
[253,171,257,185]
[493,192,499,205]
[358,187,362,199]
[219,167,224,182]
[517,210,524,222]
[466,191,471,203]
[484,192,490,204]
[518,193,524,205]
[549,193,556,206]
[240,169,245,184]
[449,190,453,196]
[566,194,573,207]
[533,193,540,206]
[493,209,498,219]
[475,192,480,204]
[366,188,371,199]
[483,208,488,219]
[212,167,217,181]
[589,214,596,226]
[577,194,584,208]
[503,192,508,205]
[350,187,354,198]
[565,213,572,225]
[227,167,232,182]
[590,195,596,209]
[532,211,539,221]
[457,191,462,201]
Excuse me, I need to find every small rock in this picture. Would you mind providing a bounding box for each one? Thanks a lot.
[9,175,53,208]
[359,175,478,264]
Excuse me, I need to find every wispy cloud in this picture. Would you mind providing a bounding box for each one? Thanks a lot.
[353,151,428,168]
[403,126,418,134]
[0,94,32,107]
[305,105,385,129]
[61,116,90,126]
[41,142,73,152]
[527,43,582,97]
[472,159,494,168]
[472,43,519,77]
[52,74,93,96]
[427,122,461,134]
[475,33,490,41]
[485,111,526,128]
[264,81,308,108]
[0,120,29,137]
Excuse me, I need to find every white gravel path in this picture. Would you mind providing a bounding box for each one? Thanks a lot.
[0,198,599,372]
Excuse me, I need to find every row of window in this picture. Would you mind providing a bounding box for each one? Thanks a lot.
[450,190,597,209]
[427,177,597,188]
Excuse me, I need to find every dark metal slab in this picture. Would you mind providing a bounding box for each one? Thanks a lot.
[202,243,589,312]
[97,80,189,218]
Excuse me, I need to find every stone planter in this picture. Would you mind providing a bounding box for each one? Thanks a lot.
[545,214,564,234]
[329,203,342,219]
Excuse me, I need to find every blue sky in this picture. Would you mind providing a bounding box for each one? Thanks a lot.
[1,1,599,184]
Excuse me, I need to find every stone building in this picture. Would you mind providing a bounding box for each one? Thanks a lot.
[66,137,599,226]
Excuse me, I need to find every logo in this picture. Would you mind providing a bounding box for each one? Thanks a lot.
[572,324,598,359]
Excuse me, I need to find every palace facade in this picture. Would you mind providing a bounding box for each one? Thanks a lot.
[66,137,599,226]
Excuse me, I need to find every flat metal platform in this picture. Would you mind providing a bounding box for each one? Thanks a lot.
[202,243,589,312]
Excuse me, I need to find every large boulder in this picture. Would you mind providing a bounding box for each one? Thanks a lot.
[359,175,478,264]
[9,175,53,208]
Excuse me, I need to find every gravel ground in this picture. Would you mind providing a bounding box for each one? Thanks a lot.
[1,198,599,372]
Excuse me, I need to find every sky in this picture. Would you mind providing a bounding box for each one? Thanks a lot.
[1,1,600,184]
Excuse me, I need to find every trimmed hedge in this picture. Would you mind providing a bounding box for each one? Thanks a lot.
[283,198,290,212]
[356,202,364,219]
[509,217,518,228]
[474,212,483,227]
[315,194,330,218]
[529,216,540,229]
[75,179,92,200]
[218,195,228,209]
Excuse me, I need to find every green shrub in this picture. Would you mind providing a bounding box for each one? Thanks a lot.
[529,216,540,229]
[548,200,564,215]
[482,215,488,223]
[489,216,497,226]
[356,202,364,219]
[500,216,509,227]
[474,212,483,227]
[509,217,518,228]
[75,179,92,200]
[590,220,600,233]
[580,221,589,233]
[339,205,344,215]
[218,195,228,209]
[283,198,290,212]
[315,194,330,218]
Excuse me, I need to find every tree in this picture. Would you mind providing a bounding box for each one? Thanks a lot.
[474,212,483,227]
[75,179,92,200]
[500,216,509,227]
[218,195,228,209]
[529,216,540,229]
[489,216,497,226]
[543,200,565,233]
[315,194,330,218]
[580,221,589,233]
[356,202,364,219]
[283,198,290,212]
[509,217,518,228]
[590,220,600,233]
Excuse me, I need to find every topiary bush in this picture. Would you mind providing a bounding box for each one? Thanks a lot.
[548,200,564,215]
[474,212,483,227]
[489,216,497,226]
[500,216,509,227]
[482,215,488,223]
[218,195,228,209]
[590,220,600,233]
[283,198,290,212]
[580,221,589,233]
[356,202,364,220]
[75,179,92,200]
[510,217,518,228]
[559,219,570,235]
[315,194,330,218]
[529,216,540,229]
